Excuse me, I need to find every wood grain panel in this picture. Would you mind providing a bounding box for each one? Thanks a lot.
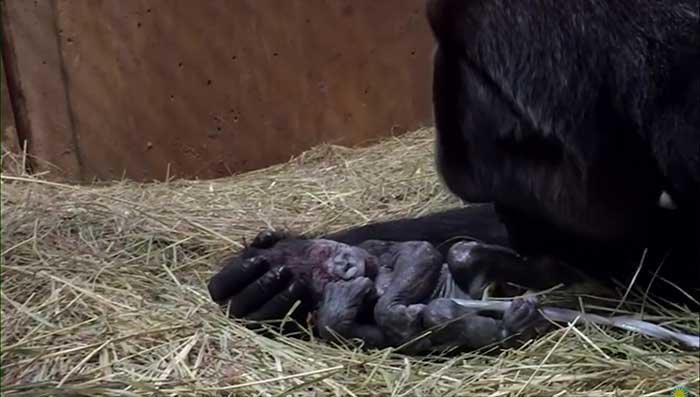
[5,0,434,181]
[2,0,82,179]
[1,56,21,156]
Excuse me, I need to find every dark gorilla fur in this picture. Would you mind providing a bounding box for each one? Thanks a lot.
[336,0,700,299]
[428,0,699,261]
[208,0,700,326]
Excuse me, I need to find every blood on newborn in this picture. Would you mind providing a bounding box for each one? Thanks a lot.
[253,238,379,299]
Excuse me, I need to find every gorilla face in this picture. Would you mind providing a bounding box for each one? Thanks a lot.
[253,238,379,298]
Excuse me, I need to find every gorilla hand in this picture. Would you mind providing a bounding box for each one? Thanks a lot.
[208,231,310,322]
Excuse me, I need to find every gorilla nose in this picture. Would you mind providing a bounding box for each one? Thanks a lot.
[658,191,677,210]
[343,264,359,279]
[335,258,364,280]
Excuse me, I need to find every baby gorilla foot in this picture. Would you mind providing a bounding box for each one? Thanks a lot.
[446,241,527,299]
[422,298,505,350]
[422,298,462,327]
[503,296,544,338]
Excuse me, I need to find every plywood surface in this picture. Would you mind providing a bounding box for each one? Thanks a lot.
[3,0,434,181]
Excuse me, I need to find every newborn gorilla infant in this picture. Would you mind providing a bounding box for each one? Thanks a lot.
[209,231,545,353]
[314,240,544,353]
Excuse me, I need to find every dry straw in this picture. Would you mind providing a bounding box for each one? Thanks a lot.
[1,129,698,396]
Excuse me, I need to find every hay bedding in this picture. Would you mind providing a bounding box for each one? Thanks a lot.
[1,128,698,396]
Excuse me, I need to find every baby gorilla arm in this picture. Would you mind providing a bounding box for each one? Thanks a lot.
[372,242,444,350]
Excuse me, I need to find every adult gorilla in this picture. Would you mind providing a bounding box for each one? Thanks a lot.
[208,0,700,320]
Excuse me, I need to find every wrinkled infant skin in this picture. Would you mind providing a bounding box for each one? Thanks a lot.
[317,239,544,353]
[212,232,546,353]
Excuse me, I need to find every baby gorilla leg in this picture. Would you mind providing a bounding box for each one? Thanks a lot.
[447,241,590,299]
[422,297,543,350]
[316,278,385,349]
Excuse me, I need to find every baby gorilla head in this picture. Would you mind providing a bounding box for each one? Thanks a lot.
[306,240,374,281]
[253,238,379,298]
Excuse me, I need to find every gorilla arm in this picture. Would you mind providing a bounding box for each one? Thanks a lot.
[324,204,511,251]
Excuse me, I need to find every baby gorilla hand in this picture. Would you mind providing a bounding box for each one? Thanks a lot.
[317,278,385,348]
[317,278,373,332]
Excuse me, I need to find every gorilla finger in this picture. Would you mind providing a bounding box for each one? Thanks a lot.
[226,266,293,318]
[208,256,270,303]
[251,230,290,249]
[247,281,308,322]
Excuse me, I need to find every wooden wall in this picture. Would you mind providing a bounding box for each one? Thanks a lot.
[1,0,434,182]
[1,56,20,156]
